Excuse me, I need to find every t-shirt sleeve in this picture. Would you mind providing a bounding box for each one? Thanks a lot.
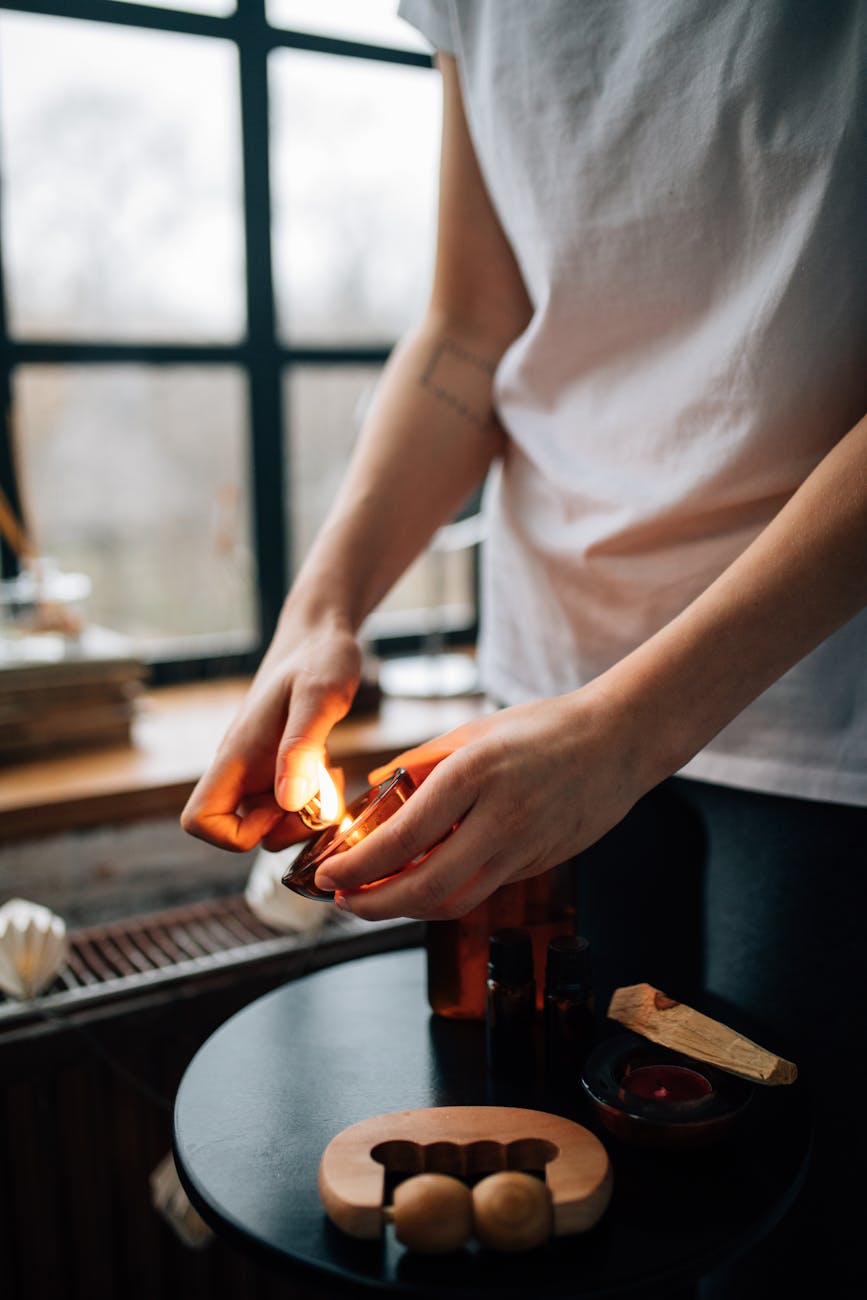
[397,0,456,54]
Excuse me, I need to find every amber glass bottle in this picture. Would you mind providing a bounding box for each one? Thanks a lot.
[426,863,577,1020]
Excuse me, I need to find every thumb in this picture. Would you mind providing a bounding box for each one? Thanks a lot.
[275,682,352,811]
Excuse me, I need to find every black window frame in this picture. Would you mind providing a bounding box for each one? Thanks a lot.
[0,0,475,686]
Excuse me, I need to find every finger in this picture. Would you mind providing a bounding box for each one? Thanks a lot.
[509,854,564,883]
[237,790,281,819]
[315,759,477,892]
[433,854,522,917]
[236,792,311,853]
[260,813,318,853]
[181,758,284,852]
[367,709,504,786]
[186,807,284,852]
[368,744,456,786]
[275,676,355,811]
[333,811,514,921]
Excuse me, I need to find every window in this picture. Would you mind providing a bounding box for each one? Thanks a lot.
[0,0,474,680]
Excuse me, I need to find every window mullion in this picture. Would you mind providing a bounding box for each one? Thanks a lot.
[237,0,287,649]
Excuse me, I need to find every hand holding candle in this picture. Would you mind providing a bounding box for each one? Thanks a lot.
[284,769,417,899]
[311,683,654,921]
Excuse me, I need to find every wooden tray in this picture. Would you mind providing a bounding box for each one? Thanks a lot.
[319,1105,612,1240]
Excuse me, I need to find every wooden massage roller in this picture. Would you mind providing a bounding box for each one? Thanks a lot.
[319,1106,612,1254]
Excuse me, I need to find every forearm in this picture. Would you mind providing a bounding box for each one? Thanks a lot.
[596,410,867,787]
[183,49,535,847]
[274,311,510,642]
[272,51,531,651]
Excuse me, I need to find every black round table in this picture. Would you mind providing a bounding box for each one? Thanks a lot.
[173,948,811,1299]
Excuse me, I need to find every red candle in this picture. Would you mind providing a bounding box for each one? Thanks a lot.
[620,1065,713,1104]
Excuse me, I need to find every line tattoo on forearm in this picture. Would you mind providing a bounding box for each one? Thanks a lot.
[420,340,496,427]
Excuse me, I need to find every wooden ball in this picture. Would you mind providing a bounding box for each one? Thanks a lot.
[472,1171,553,1251]
[391,1173,473,1254]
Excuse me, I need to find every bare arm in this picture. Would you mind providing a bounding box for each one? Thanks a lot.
[290,54,532,633]
[181,55,531,851]
[605,408,867,783]
[318,409,867,919]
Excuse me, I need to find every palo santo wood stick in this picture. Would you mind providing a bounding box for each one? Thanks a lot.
[608,983,797,1086]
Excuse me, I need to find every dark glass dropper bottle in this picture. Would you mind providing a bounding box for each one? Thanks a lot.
[544,935,595,1088]
[486,928,535,1075]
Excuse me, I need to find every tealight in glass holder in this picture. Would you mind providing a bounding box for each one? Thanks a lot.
[580,1031,753,1149]
[282,768,417,901]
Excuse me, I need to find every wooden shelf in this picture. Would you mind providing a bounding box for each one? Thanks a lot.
[0,677,492,842]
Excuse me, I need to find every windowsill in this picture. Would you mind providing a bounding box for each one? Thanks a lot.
[0,676,493,842]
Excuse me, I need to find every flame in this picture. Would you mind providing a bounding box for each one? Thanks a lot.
[316,763,343,824]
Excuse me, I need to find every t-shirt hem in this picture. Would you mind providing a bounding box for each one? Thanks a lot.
[676,751,867,809]
[482,661,867,809]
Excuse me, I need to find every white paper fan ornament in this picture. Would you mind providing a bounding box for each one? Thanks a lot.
[0,898,69,999]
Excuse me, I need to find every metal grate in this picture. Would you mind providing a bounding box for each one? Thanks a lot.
[0,895,418,1028]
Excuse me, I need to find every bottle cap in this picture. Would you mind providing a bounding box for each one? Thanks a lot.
[545,934,592,994]
[488,928,534,986]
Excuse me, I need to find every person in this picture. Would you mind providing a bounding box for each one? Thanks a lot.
[183,3,866,1291]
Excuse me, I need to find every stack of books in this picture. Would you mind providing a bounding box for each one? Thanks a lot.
[0,627,147,763]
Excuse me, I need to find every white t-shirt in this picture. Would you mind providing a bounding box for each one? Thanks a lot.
[399,0,867,806]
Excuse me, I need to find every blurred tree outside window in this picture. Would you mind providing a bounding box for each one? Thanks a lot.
[14,365,256,653]
[0,1,473,676]
[270,48,438,343]
[0,15,245,342]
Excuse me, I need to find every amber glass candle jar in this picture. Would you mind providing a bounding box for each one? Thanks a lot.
[282,768,417,900]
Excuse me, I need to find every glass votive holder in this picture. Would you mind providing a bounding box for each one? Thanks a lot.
[282,768,417,901]
[580,1032,753,1150]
